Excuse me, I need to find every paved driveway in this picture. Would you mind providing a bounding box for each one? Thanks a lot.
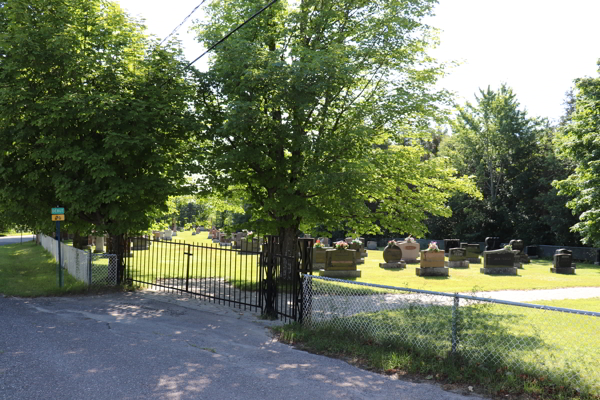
[0,291,488,400]
[0,235,35,246]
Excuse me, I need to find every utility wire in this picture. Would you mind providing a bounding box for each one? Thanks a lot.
[159,0,209,46]
[184,0,279,70]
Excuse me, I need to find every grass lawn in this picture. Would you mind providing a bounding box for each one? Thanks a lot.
[276,293,600,400]
[126,231,263,292]
[0,242,89,296]
[140,231,600,293]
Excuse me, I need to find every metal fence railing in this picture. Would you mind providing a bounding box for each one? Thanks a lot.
[39,234,117,286]
[302,275,600,395]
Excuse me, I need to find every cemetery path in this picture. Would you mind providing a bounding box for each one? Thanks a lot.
[463,286,600,302]
[0,291,489,400]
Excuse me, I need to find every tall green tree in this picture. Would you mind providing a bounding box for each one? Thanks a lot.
[0,0,198,238]
[192,0,480,257]
[553,61,600,246]
[435,85,578,245]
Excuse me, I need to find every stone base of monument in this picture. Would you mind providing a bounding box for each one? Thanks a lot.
[416,267,449,276]
[212,239,219,243]
[319,269,362,278]
[467,257,481,264]
[219,242,232,246]
[356,258,365,264]
[480,267,518,275]
[550,267,576,274]
[445,260,469,268]
[379,261,406,269]
[515,262,523,269]
[403,258,419,264]
[313,262,325,270]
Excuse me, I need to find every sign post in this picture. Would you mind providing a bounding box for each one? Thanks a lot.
[52,207,65,287]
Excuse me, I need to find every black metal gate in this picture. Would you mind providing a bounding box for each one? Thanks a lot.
[124,235,313,322]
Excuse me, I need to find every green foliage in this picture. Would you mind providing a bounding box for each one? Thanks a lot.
[193,0,479,247]
[553,61,600,246]
[0,0,199,236]
[434,85,579,245]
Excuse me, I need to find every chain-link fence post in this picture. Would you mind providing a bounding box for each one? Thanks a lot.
[451,293,459,355]
[87,250,92,286]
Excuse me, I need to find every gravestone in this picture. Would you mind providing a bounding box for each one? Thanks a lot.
[317,237,330,247]
[94,236,105,253]
[380,242,406,269]
[445,248,469,268]
[153,231,161,241]
[465,243,481,264]
[398,241,420,263]
[196,227,201,234]
[485,237,501,251]
[320,249,361,277]
[443,239,460,255]
[367,241,377,250]
[525,245,538,258]
[163,229,173,241]
[551,249,576,274]
[131,237,149,251]
[416,250,448,276]
[509,239,530,264]
[192,232,196,236]
[313,246,333,269]
[481,249,517,275]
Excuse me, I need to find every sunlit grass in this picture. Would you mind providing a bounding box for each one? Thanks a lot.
[0,242,88,296]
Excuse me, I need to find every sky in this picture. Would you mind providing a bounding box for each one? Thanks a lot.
[117,0,600,123]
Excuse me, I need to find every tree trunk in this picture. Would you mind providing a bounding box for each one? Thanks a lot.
[279,225,299,280]
[107,233,125,284]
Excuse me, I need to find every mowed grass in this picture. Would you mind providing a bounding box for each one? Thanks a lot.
[0,242,88,296]
[129,232,600,293]
[126,231,264,291]
[345,248,600,292]
[277,293,600,399]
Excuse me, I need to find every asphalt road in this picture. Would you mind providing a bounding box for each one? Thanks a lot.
[0,291,489,400]
[0,235,35,246]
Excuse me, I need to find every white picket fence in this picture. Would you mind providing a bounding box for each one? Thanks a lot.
[39,234,117,286]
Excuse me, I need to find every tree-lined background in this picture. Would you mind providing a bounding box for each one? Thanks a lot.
[1,0,599,257]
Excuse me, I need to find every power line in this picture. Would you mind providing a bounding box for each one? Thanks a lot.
[159,0,209,46]
[184,0,279,70]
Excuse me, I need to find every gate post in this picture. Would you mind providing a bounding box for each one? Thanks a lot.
[263,235,278,318]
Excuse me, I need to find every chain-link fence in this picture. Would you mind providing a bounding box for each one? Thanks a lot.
[39,234,117,286]
[302,275,600,395]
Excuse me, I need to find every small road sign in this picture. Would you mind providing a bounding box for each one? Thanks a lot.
[52,215,65,221]
[51,208,65,215]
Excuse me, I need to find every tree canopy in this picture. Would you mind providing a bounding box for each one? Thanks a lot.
[553,61,600,246]
[192,0,480,252]
[433,85,579,245]
[0,0,199,237]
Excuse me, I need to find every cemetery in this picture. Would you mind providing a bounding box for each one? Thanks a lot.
[115,230,600,293]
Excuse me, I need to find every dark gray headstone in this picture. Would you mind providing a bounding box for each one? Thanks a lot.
[483,250,515,268]
[444,239,460,253]
[460,242,468,249]
[449,248,467,261]
[509,239,524,252]
[465,244,480,258]
[485,237,501,251]
[553,251,573,269]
